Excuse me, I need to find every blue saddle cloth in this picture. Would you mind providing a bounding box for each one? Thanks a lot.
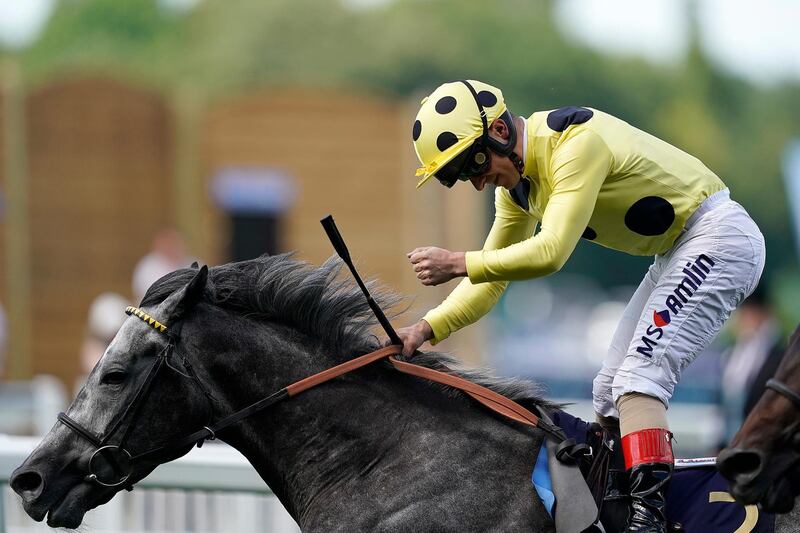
[530,410,775,533]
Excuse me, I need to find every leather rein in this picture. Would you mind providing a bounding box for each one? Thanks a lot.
[58,305,566,489]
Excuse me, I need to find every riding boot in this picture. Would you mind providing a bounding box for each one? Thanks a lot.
[622,428,674,533]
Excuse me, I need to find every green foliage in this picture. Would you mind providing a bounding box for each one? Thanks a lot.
[10,0,800,287]
[20,0,184,86]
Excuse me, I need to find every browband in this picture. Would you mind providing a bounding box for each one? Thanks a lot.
[125,306,168,334]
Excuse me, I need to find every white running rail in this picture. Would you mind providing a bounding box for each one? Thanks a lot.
[0,434,299,533]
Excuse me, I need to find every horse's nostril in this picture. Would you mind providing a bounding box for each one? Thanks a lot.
[10,470,45,498]
[718,449,764,481]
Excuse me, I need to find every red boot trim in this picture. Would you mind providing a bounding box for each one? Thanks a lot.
[622,428,674,470]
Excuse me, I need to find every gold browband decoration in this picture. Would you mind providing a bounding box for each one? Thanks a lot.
[125,306,168,334]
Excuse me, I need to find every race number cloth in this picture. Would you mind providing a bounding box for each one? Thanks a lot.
[665,466,774,533]
[422,106,728,344]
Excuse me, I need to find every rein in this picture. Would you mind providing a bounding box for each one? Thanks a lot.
[59,305,565,489]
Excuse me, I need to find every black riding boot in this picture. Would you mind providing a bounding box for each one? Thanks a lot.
[627,461,673,532]
[622,428,674,533]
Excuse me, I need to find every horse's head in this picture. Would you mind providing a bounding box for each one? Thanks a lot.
[10,266,213,528]
[718,326,800,513]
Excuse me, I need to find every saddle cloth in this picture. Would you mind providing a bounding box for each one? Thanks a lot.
[531,410,775,533]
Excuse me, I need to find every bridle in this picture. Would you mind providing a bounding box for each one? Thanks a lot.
[766,378,800,411]
[58,305,571,489]
[764,378,800,451]
[57,307,215,488]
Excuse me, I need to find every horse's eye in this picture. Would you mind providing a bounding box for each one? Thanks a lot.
[101,371,128,385]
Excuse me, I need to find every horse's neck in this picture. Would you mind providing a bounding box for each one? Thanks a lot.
[187,319,399,514]
[266,374,544,530]
[212,335,415,520]
[193,318,545,529]
[248,377,411,520]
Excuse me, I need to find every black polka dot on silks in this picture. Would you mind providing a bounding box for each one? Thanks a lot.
[477,91,497,107]
[546,107,594,132]
[436,131,458,152]
[582,227,597,240]
[412,120,422,141]
[435,96,457,114]
[624,197,675,236]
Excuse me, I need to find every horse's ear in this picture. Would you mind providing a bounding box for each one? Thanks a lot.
[161,265,208,323]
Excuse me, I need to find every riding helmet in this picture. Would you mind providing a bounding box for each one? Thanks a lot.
[412,80,517,188]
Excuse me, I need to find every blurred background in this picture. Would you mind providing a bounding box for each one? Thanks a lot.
[1,0,800,531]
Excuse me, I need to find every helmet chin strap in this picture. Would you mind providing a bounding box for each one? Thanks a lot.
[504,114,525,177]
[458,80,524,180]
[487,137,524,178]
[487,111,523,177]
[508,150,525,176]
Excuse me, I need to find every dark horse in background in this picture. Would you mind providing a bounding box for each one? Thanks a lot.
[719,326,800,513]
[9,254,800,531]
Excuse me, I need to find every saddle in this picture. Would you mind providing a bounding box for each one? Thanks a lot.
[539,410,776,533]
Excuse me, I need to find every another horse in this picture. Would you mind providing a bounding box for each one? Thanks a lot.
[718,326,800,514]
[10,254,800,531]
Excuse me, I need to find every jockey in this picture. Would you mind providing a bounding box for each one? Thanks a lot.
[395,80,766,533]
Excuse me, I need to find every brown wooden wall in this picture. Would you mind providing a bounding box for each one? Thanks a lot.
[200,89,408,285]
[0,87,6,308]
[25,78,173,386]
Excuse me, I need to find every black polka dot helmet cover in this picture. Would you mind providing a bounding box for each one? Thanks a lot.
[412,80,507,188]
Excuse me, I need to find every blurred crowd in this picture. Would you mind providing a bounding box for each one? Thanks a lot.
[719,285,785,446]
[80,228,195,380]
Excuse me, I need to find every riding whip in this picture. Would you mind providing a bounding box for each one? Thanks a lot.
[320,215,402,346]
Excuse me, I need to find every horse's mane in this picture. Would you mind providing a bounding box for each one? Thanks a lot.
[141,253,554,408]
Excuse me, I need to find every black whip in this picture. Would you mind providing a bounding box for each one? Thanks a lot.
[320,215,402,346]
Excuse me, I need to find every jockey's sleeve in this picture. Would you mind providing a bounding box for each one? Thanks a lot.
[422,191,537,344]
[465,129,612,283]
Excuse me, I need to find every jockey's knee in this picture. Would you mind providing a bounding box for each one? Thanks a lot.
[592,371,613,400]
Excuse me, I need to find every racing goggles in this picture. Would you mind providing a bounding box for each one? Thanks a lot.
[434,141,492,188]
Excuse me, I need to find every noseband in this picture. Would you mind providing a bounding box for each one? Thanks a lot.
[766,378,800,410]
[59,306,568,490]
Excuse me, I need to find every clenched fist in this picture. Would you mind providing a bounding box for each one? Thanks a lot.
[407,246,467,286]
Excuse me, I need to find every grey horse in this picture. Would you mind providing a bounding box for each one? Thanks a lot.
[9,254,800,531]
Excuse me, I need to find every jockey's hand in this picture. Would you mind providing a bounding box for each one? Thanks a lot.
[407,246,467,286]
[387,320,434,358]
